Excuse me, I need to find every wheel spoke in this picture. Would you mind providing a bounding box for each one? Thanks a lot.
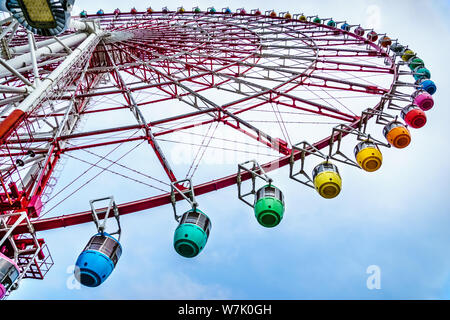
[0,10,397,231]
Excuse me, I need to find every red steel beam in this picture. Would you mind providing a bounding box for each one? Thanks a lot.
[3,11,397,235]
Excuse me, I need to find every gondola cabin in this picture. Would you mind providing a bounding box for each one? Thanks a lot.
[383,121,411,149]
[354,141,383,172]
[367,31,378,42]
[174,209,211,258]
[401,49,415,62]
[379,36,392,48]
[75,233,122,287]
[390,43,405,54]
[312,162,342,199]
[341,23,350,32]
[408,58,425,71]
[419,79,436,95]
[79,10,87,18]
[401,105,427,129]
[254,185,285,228]
[96,9,104,15]
[0,253,20,299]
[413,67,431,82]
[412,90,434,111]
[354,26,365,36]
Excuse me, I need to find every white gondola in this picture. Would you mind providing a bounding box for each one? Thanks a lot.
[0,253,20,299]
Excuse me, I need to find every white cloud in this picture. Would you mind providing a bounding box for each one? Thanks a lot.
[365,4,382,30]
[6,0,450,300]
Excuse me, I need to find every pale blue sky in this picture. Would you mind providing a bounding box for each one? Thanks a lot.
[7,0,450,299]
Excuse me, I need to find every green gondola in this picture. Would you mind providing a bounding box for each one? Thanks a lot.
[254,185,285,228]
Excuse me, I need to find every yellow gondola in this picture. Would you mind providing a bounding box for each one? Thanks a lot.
[312,161,342,199]
[401,49,415,62]
[354,141,383,172]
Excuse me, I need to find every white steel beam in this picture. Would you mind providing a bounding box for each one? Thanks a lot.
[0,19,97,78]
[0,32,88,78]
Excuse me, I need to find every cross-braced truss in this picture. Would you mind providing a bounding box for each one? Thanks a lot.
[0,10,410,254]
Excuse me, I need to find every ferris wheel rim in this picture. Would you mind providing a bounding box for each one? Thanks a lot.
[2,10,399,234]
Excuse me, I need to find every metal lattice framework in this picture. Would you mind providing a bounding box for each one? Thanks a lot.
[0,8,431,296]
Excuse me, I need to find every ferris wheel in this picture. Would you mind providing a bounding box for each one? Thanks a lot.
[0,3,437,298]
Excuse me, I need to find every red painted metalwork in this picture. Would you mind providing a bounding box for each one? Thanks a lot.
[0,11,397,242]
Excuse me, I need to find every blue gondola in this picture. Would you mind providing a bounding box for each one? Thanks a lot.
[75,232,122,287]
